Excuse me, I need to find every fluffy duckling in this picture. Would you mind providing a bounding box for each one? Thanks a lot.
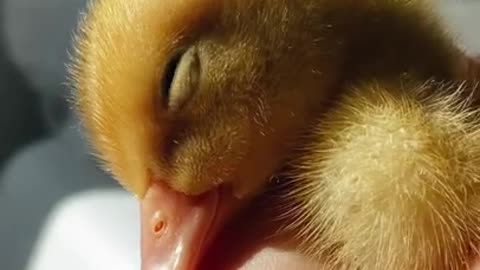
[70,0,480,269]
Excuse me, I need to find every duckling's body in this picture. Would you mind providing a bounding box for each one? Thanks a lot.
[71,0,480,269]
[284,80,480,269]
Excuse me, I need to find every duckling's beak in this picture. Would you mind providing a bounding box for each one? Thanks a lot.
[140,181,236,270]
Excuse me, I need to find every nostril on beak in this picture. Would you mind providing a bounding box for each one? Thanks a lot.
[152,211,167,237]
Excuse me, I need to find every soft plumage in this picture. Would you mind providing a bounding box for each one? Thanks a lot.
[70,0,480,269]
[283,81,480,269]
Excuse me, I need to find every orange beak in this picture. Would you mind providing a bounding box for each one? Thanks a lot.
[140,181,237,270]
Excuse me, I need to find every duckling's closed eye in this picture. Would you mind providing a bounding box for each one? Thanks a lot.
[161,46,201,111]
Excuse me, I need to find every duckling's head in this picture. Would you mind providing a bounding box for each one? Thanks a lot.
[72,0,340,269]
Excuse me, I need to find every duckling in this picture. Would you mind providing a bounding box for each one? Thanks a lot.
[70,0,480,269]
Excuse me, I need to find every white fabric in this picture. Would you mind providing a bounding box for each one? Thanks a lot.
[26,190,140,270]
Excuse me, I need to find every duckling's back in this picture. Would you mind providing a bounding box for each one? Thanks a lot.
[279,2,480,270]
[284,81,480,270]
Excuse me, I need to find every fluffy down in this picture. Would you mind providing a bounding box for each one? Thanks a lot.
[284,81,480,270]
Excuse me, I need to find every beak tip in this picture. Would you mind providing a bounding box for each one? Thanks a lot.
[139,182,222,270]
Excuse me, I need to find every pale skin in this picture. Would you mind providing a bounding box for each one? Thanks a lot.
[198,194,480,270]
[72,0,480,269]
[200,190,480,269]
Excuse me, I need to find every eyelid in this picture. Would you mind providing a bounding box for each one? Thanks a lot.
[161,50,184,107]
[168,46,201,112]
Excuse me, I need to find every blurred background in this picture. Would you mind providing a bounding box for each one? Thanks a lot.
[0,0,478,270]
